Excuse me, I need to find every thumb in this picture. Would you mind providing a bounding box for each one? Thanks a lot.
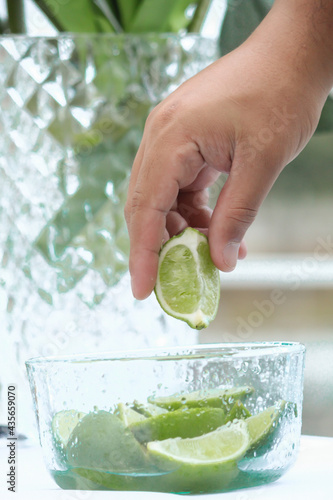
[209,159,280,271]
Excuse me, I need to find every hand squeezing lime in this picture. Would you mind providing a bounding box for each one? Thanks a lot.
[154,227,220,329]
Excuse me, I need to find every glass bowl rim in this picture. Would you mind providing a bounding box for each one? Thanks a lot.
[25,341,305,367]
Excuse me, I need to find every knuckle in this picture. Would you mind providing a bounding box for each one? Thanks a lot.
[148,101,180,130]
[226,205,258,227]
[173,148,188,166]
[124,189,145,223]
[130,189,145,213]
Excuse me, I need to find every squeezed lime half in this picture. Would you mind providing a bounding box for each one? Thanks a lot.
[154,227,220,329]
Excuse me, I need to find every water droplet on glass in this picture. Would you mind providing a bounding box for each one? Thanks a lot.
[241,361,248,373]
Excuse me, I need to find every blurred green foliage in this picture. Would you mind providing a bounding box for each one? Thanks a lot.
[1,0,210,34]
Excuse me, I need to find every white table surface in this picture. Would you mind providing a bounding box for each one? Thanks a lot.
[0,435,332,500]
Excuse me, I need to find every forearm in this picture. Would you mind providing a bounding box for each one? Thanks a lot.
[246,0,333,101]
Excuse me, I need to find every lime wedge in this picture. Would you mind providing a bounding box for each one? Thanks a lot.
[154,227,220,329]
[132,401,168,418]
[130,407,225,443]
[66,410,148,472]
[225,400,251,423]
[246,400,286,449]
[147,420,249,492]
[148,386,254,411]
[52,409,86,449]
[148,419,249,465]
[115,403,146,427]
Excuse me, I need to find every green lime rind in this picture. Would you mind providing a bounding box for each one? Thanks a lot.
[129,407,226,444]
[66,410,149,473]
[225,400,251,424]
[148,386,254,411]
[154,227,220,330]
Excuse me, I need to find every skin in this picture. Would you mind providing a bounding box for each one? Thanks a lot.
[125,0,333,300]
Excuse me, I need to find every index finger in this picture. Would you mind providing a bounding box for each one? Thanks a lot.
[126,140,205,299]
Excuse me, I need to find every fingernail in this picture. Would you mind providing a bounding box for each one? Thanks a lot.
[222,242,240,271]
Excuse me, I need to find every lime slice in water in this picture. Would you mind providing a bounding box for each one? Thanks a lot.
[246,400,287,449]
[148,386,254,411]
[148,419,249,466]
[66,410,148,472]
[154,227,220,329]
[52,409,86,449]
[132,401,168,418]
[225,400,252,423]
[115,403,146,427]
[147,419,249,492]
[129,407,226,443]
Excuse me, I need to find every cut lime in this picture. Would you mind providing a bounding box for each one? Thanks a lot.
[147,420,249,493]
[154,227,220,329]
[52,409,86,449]
[132,401,168,418]
[66,410,148,472]
[115,403,146,427]
[246,400,286,449]
[130,407,225,443]
[148,419,249,465]
[148,386,254,411]
[225,400,251,423]
[147,419,249,492]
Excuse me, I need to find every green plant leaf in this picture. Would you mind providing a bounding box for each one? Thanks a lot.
[129,0,184,33]
[93,0,122,32]
[7,0,26,34]
[33,0,114,32]
[165,0,197,33]
[116,0,140,31]
[187,0,212,33]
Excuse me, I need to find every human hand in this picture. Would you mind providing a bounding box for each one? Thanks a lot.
[125,0,333,300]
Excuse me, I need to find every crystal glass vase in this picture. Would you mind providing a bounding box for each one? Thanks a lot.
[0,34,217,436]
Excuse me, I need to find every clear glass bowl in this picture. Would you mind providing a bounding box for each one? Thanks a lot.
[26,342,305,494]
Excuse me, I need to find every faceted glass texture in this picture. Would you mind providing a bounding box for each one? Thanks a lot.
[0,35,217,431]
